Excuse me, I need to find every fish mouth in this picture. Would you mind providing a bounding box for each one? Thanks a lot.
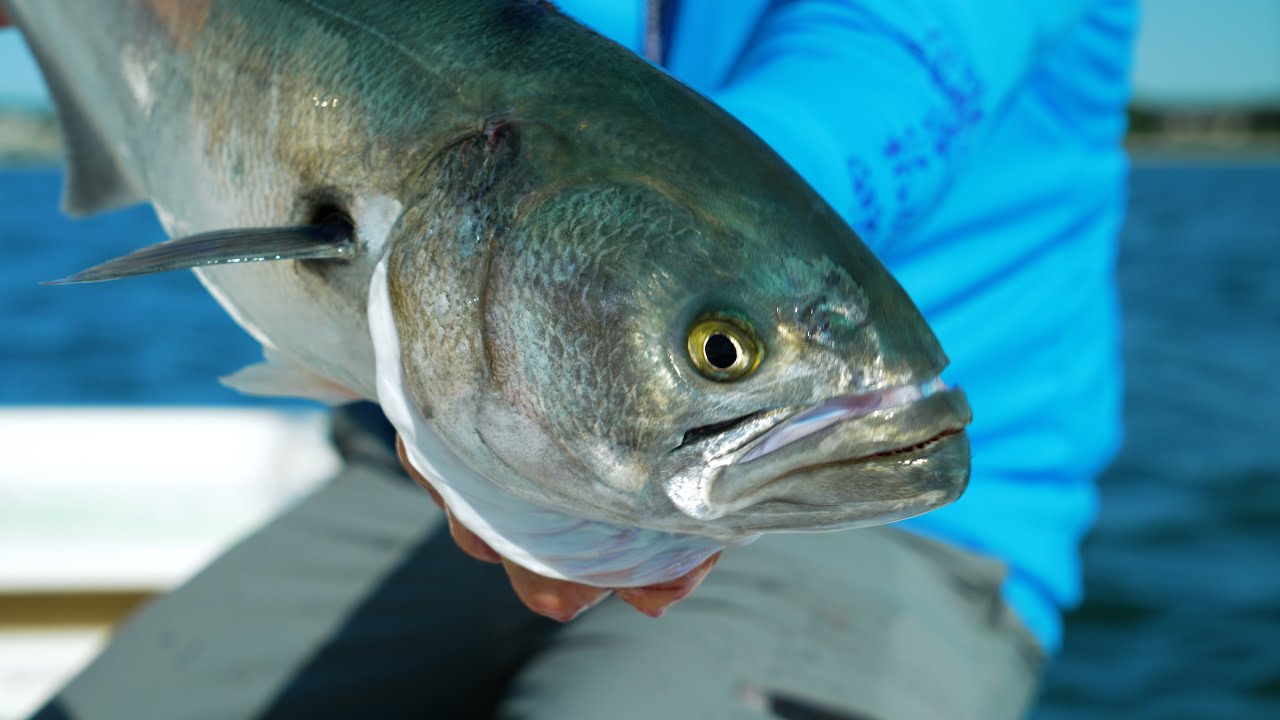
[681,378,972,532]
[675,409,773,450]
[738,377,953,463]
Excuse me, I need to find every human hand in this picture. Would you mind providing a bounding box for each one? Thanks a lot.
[395,435,719,621]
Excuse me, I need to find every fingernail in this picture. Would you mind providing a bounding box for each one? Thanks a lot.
[637,605,667,619]
[527,588,608,623]
[445,508,502,563]
[615,587,678,617]
[616,552,722,618]
[566,590,612,621]
[396,436,446,508]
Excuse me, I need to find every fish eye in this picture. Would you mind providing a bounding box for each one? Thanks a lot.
[686,316,762,382]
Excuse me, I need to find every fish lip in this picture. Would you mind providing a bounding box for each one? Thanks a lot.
[658,378,967,526]
[711,429,970,533]
[736,376,954,464]
[701,406,972,531]
[756,426,964,483]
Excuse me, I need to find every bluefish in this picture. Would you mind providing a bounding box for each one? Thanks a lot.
[9,0,972,586]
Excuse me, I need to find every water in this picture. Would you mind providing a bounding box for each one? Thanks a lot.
[0,167,300,406]
[1,162,1277,716]
[1034,160,1280,719]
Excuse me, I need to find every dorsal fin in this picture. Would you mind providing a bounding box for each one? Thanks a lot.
[7,1,145,216]
[53,80,144,216]
[44,225,355,285]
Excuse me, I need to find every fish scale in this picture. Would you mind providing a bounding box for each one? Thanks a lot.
[11,0,971,586]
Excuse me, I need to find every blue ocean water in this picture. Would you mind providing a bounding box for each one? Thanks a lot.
[1034,160,1280,720]
[0,166,302,406]
[1,162,1277,716]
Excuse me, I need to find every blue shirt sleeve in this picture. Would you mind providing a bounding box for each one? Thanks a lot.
[707,0,1097,251]
[552,0,1136,653]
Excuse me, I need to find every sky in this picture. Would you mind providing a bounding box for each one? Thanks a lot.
[1132,0,1280,108]
[2,1,1279,111]
[0,29,47,110]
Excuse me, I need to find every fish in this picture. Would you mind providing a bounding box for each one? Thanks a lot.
[8,0,972,586]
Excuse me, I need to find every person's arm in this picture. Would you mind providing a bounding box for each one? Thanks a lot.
[710,0,1097,250]
[409,0,1104,622]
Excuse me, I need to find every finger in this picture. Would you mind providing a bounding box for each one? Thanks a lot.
[395,435,444,508]
[442,506,502,564]
[502,558,611,623]
[395,435,501,563]
[615,551,721,618]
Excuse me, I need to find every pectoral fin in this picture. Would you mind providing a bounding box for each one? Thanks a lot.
[221,347,364,404]
[44,225,355,285]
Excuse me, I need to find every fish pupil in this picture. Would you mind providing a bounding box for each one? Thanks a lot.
[705,334,739,369]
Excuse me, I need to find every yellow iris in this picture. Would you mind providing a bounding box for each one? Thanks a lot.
[686,316,762,382]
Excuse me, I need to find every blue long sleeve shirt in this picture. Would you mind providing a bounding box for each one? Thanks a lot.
[557,0,1136,652]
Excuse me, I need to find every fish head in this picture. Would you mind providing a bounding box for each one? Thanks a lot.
[387,108,969,539]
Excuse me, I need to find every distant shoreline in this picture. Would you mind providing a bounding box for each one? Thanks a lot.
[0,109,59,163]
[3,107,1280,168]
